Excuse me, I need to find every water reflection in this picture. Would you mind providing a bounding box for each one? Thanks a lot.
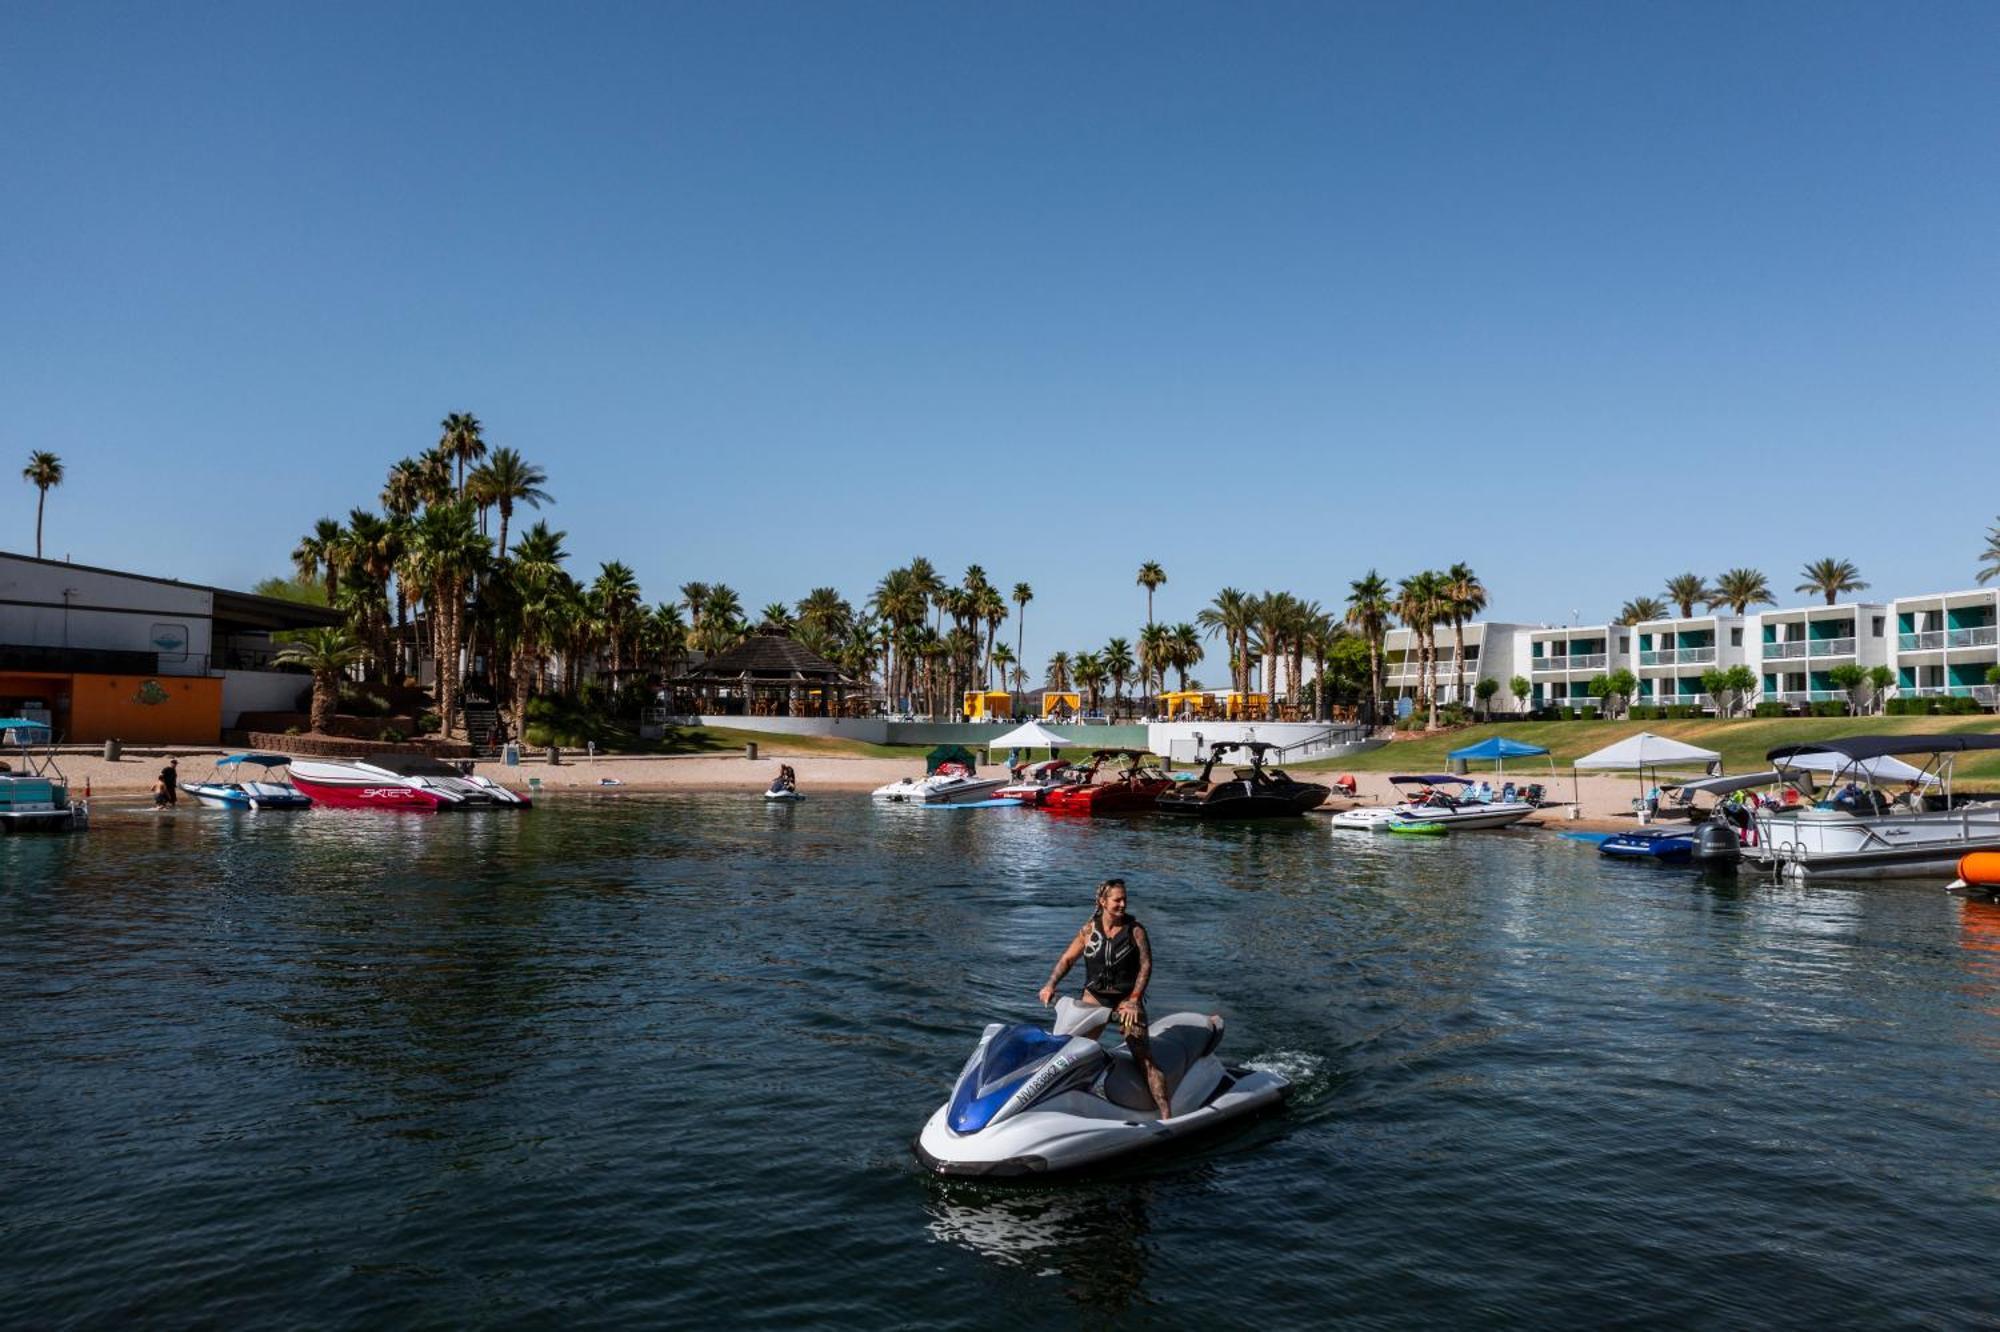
[924,1179,1158,1314]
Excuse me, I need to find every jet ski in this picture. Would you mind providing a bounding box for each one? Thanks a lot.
[912,997,1288,1178]
[764,778,804,801]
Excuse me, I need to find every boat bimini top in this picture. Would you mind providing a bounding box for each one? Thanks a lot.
[1767,734,2000,803]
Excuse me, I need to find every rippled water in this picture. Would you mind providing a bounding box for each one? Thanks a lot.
[4,797,1997,1326]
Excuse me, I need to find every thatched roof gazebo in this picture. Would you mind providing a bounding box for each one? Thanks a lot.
[669,632,865,717]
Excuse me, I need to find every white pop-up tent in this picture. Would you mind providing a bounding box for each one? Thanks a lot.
[985,720,1077,760]
[1571,731,1723,810]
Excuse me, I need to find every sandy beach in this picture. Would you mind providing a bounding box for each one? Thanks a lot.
[58,747,1667,830]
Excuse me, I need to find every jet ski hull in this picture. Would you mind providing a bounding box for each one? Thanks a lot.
[913,1068,1287,1176]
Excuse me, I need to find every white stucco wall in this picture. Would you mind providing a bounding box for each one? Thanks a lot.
[0,554,214,673]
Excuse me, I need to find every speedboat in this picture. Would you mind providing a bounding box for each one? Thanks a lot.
[181,753,313,810]
[1154,742,1328,819]
[872,761,1007,805]
[1748,735,2000,879]
[912,996,1288,1178]
[1043,750,1172,816]
[0,718,87,832]
[1329,807,1399,832]
[1387,775,1537,830]
[288,754,532,810]
[993,759,1075,806]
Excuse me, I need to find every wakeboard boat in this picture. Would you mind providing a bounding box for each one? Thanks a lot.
[912,996,1288,1178]
[1387,775,1537,830]
[181,752,314,810]
[993,759,1077,806]
[1154,742,1327,819]
[1043,750,1172,816]
[288,754,532,810]
[0,718,87,832]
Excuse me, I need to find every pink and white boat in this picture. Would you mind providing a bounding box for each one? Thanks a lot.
[288,754,532,811]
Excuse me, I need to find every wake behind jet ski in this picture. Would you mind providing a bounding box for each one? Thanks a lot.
[912,996,1288,1177]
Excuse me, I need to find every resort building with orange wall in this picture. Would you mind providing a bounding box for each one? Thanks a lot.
[0,551,340,744]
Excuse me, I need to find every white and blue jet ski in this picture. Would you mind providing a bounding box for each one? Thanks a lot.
[913,996,1288,1178]
[764,779,804,802]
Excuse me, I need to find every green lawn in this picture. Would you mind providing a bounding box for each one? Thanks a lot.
[1299,716,2000,779]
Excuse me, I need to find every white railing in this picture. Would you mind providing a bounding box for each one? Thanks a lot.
[1540,652,1607,671]
[1639,649,1674,666]
[1677,646,1717,664]
[1768,690,1853,705]
[1809,637,1856,657]
[1949,626,1998,649]
[1764,641,1808,660]
[1905,684,1999,704]
[1641,693,1713,710]
[1899,631,1944,651]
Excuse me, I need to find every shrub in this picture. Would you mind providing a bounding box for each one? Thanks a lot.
[337,686,392,717]
[1809,700,1847,718]
[283,725,301,736]
[378,726,405,743]
[1753,702,1788,718]
[417,710,442,734]
[1628,705,1659,721]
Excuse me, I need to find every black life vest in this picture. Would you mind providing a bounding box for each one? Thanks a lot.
[1084,915,1143,1001]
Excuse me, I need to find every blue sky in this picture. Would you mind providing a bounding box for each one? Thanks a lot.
[6,2,1998,676]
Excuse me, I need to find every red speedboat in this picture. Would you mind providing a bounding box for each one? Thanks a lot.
[288,754,533,811]
[1043,750,1173,816]
[993,759,1079,807]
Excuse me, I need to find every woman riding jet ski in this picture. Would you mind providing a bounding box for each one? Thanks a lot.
[911,996,1289,1177]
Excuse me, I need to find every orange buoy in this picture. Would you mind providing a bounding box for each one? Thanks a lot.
[1955,851,2000,886]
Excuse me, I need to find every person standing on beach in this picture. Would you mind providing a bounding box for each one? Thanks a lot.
[158,757,179,806]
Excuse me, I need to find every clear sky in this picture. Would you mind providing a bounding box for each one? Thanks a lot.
[6,2,1998,676]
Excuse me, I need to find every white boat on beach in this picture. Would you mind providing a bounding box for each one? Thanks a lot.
[1387,775,1537,830]
[872,765,1008,805]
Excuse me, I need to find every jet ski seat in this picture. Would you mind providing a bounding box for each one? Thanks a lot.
[1101,1014,1224,1112]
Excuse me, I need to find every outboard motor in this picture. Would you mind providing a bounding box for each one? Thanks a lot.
[1692,819,1741,869]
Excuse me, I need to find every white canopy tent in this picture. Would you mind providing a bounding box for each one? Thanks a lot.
[985,721,1078,760]
[1574,732,1723,771]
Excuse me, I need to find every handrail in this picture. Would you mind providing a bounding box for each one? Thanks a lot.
[1808,637,1856,657]
[1270,723,1374,761]
[1763,641,1808,659]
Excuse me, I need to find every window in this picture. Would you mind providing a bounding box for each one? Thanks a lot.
[1730,628,1742,647]
[1871,617,1884,638]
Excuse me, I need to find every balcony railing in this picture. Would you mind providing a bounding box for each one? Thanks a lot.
[1900,631,1943,651]
[1950,626,1998,649]
[1905,684,1999,704]
[1808,637,1856,657]
[1676,646,1716,664]
[1898,627,1998,652]
[1638,649,1672,666]
[1769,690,1853,705]
[1534,652,1607,672]
[1763,641,1808,660]
[1640,692,1714,710]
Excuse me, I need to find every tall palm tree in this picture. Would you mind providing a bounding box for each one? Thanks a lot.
[796,587,852,641]
[467,446,551,558]
[1137,561,1167,626]
[1708,567,1774,615]
[406,500,489,735]
[438,412,486,495]
[1101,637,1135,719]
[1796,558,1868,606]
[976,583,1007,688]
[1011,582,1033,681]
[592,562,644,677]
[1045,650,1072,692]
[758,602,794,633]
[991,643,1018,711]
[275,627,369,735]
[1346,571,1393,724]
[701,585,745,654]
[1285,599,1323,716]
[1300,610,1342,721]
[381,458,426,519]
[508,522,571,715]
[1252,591,1297,719]
[1663,573,1712,619]
[1138,622,1171,707]
[293,517,347,603]
[1442,562,1486,706]
[1617,596,1668,625]
[21,451,63,558]
[1073,651,1107,714]
[1197,588,1252,698]
[1396,572,1446,730]
[1979,520,2000,585]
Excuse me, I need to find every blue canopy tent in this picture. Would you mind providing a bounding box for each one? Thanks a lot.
[1445,735,1555,799]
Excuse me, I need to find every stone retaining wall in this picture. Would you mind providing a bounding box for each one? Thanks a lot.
[244,731,473,759]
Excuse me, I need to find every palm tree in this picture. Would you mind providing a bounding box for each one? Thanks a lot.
[438,412,485,494]
[1251,591,1298,719]
[508,522,571,716]
[795,587,852,641]
[1978,520,2000,585]
[1011,582,1033,680]
[758,602,794,633]
[1797,558,1868,606]
[1617,596,1668,626]
[275,627,369,734]
[293,517,347,603]
[976,583,1007,688]
[1101,637,1135,719]
[1169,622,1202,693]
[381,458,426,519]
[407,500,489,735]
[991,643,1018,712]
[1045,650,1072,693]
[1137,561,1166,626]
[1300,610,1342,721]
[1197,588,1252,698]
[1442,563,1486,706]
[21,451,63,558]
[1346,571,1393,724]
[1073,651,1107,714]
[1708,567,1774,615]
[1663,573,1712,619]
[467,447,551,558]
[1396,572,1446,729]
[1138,622,1171,708]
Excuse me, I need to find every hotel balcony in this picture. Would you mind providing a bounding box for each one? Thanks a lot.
[1637,647,1715,667]
[1767,690,1853,705]
[1898,627,1998,652]
[1763,641,1808,660]
[1533,653,1606,673]
[1640,692,1714,710]
[1807,637,1856,657]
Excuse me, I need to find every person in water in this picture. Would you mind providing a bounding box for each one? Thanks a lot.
[1038,878,1173,1119]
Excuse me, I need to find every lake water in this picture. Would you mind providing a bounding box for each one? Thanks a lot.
[4,796,1997,1327]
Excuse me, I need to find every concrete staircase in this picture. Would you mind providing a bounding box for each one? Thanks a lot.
[459,702,504,757]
